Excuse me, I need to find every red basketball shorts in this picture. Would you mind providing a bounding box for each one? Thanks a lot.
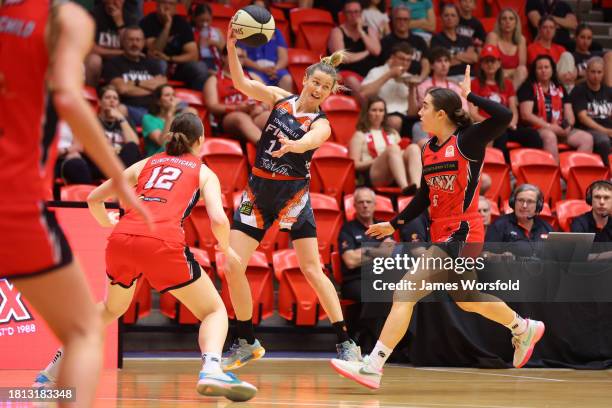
[0,201,73,279]
[430,214,484,258]
[106,233,201,293]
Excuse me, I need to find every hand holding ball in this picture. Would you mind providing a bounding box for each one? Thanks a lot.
[230,5,275,47]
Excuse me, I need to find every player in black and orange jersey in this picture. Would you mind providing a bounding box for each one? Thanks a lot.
[0,1,149,405]
[221,28,362,369]
[331,66,545,389]
[35,113,257,402]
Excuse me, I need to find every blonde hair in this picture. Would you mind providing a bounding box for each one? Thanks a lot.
[493,8,522,45]
[305,50,346,93]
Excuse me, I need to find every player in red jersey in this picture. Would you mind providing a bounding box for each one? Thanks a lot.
[331,66,545,389]
[36,113,258,402]
[0,1,148,405]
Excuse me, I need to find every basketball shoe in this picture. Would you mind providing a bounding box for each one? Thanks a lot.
[512,319,545,368]
[197,371,257,402]
[32,371,55,389]
[222,338,265,370]
[336,339,362,362]
[330,355,382,389]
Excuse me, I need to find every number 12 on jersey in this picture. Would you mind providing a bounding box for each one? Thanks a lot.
[144,166,182,190]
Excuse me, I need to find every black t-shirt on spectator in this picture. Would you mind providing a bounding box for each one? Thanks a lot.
[102,55,164,108]
[93,3,138,51]
[571,211,612,243]
[457,17,486,45]
[525,0,574,48]
[140,13,195,57]
[573,50,603,78]
[570,83,612,130]
[338,219,384,283]
[399,212,430,242]
[430,32,473,76]
[517,81,570,123]
[379,32,428,76]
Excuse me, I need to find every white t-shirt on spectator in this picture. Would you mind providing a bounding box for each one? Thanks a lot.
[362,8,389,37]
[362,64,410,115]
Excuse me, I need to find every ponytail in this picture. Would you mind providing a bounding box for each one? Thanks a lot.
[450,108,473,128]
[163,112,204,156]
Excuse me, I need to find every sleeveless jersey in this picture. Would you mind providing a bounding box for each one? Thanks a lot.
[216,70,249,106]
[422,134,482,220]
[113,152,201,243]
[254,95,326,178]
[0,0,57,203]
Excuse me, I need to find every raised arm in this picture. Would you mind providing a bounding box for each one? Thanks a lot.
[49,2,150,223]
[227,29,290,106]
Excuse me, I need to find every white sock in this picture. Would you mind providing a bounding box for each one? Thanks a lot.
[44,348,63,380]
[505,313,528,335]
[201,352,222,374]
[368,341,392,371]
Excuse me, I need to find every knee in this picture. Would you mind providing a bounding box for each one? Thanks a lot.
[386,143,401,155]
[539,129,556,144]
[103,300,130,321]
[62,306,103,344]
[86,53,102,72]
[301,262,324,283]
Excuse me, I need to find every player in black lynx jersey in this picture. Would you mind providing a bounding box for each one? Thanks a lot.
[221,29,362,370]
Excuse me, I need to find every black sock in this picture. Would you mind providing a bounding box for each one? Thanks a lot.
[332,321,351,343]
[236,319,255,344]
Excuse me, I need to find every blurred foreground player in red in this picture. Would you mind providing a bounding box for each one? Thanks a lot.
[0,1,149,406]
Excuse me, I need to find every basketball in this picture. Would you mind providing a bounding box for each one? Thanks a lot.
[230,5,275,47]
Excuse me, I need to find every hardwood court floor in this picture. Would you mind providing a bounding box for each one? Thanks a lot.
[3,359,612,407]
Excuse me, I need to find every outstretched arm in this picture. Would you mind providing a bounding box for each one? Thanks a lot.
[271,118,331,157]
[49,2,150,224]
[226,28,290,106]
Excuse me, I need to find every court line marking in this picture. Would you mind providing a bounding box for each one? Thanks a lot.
[414,367,566,382]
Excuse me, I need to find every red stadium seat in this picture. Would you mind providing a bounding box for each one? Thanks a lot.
[208,3,237,33]
[121,278,152,324]
[344,193,395,221]
[216,250,273,325]
[488,199,500,224]
[481,17,496,32]
[290,8,334,55]
[271,8,291,48]
[331,251,356,312]
[273,249,328,325]
[174,88,212,137]
[310,142,356,205]
[510,148,562,206]
[201,138,248,203]
[397,196,413,212]
[159,247,214,324]
[60,184,97,201]
[287,48,319,93]
[320,95,360,146]
[483,147,512,205]
[506,141,521,150]
[311,193,343,263]
[83,86,99,111]
[185,198,231,259]
[559,152,609,200]
[556,199,592,232]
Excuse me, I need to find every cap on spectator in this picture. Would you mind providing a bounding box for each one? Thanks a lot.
[480,44,501,60]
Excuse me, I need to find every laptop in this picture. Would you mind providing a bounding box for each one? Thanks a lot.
[543,232,596,263]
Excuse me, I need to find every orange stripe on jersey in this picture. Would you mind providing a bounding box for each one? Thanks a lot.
[277,186,306,226]
[246,186,264,229]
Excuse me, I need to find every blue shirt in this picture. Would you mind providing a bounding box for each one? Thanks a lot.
[240,28,287,65]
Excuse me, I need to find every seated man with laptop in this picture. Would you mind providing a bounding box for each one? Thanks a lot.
[571,180,612,243]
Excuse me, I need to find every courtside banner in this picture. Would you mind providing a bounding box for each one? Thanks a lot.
[359,242,612,302]
[0,204,118,370]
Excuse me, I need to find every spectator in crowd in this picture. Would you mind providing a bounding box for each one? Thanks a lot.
[571,180,612,242]
[570,57,612,166]
[392,0,436,42]
[203,47,271,144]
[412,47,468,146]
[430,3,478,83]
[485,184,554,257]
[362,0,391,38]
[103,26,167,126]
[518,55,593,160]
[328,0,382,99]
[470,45,543,162]
[360,43,420,136]
[556,52,578,94]
[349,97,422,195]
[190,3,224,73]
[527,16,566,65]
[526,0,577,51]
[87,0,139,86]
[338,187,393,348]
[379,6,430,82]
[237,0,293,92]
[486,8,528,89]
[140,0,209,91]
[456,0,486,50]
[142,84,196,156]
[572,24,612,86]
[478,196,492,229]
[58,86,142,184]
